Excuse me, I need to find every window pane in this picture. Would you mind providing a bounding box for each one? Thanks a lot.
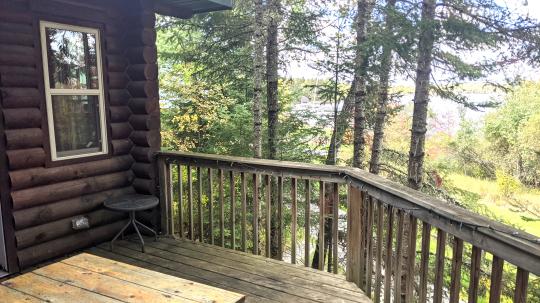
[52,95,103,158]
[45,27,99,89]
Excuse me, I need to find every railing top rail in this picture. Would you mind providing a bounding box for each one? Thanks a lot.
[156,150,540,275]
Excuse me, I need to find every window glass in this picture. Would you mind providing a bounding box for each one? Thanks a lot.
[45,28,98,89]
[51,95,102,158]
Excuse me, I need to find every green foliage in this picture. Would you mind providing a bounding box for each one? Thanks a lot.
[496,170,522,198]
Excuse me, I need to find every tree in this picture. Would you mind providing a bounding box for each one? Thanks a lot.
[266,0,281,160]
[253,0,265,158]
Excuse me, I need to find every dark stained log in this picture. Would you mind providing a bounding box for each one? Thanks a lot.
[129,112,159,130]
[123,12,156,29]
[0,72,38,88]
[129,97,159,114]
[131,146,153,163]
[132,177,155,195]
[29,0,108,22]
[108,72,130,89]
[17,220,128,268]
[109,106,131,123]
[111,122,132,140]
[5,128,43,149]
[104,35,124,54]
[488,256,504,303]
[0,66,37,77]
[3,108,41,129]
[106,54,128,72]
[111,139,133,156]
[109,89,131,106]
[0,87,41,108]
[132,162,154,179]
[0,31,33,46]
[9,155,134,190]
[0,21,33,34]
[0,9,32,23]
[16,208,125,249]
[126,64,158,81]
[130,130,160,147]
[6,148,46,170]
[127,81,158,98]
[125,46,157,64]
[11,171,134,210]
[0,44,35,67]
[513,268,529,303]
[123,28,156,46]
[13,187,134,230]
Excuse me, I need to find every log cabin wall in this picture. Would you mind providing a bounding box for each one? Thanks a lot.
[0,0,160,270]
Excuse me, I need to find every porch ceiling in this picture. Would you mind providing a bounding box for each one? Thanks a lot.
[154,0,233,18]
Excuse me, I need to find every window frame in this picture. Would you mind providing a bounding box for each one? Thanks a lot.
[39,21,108,162]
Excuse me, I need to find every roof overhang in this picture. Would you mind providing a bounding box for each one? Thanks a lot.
[154,0,233,19]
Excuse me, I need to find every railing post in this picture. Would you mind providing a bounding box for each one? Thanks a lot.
[347,184,362,287]
[157,157,173,236]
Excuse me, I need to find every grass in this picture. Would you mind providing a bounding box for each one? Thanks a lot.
[448,173,540,237]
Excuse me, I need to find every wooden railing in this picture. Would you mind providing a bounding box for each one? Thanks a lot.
[156,151,540,303]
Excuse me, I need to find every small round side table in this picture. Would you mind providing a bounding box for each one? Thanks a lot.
[104,194,159,253]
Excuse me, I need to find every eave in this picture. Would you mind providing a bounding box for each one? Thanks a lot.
[154,0,233,19]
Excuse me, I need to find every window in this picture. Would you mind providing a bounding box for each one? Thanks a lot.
[40,21,108,161]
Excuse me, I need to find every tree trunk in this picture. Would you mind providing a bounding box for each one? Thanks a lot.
[369,0,397,174]
[252,0,265,159]
[407,0,436,190]
[352,0,374,169]
[266,0,280,160]
[326,80,356,165]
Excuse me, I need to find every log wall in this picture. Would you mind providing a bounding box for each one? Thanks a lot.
[0,0,160,270]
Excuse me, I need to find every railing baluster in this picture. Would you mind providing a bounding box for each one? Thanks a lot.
[383,205,394,303]
[318,181,325,270]
[219,169,225,247]
[347,185,362,287]
[468,246,482,303]
[449,237,463,303]
[489,255,504,303]
[359,191,367,289]
[187,165,194,240]
[197,167,203,242]
[291,178,297,264]
[208,168,214,245]
[332,183,339,274]
[374,200,384,303]
[513,268,529,303]
[178,165,184,238]
[277,176,283,260]
[419,222,431,303]
[394,209,404,303]
[253,174,259,255]
[265,175,271,258]
[405,216,417,303]
[241,172,247,252]
[158,160,174,235]
[365,195,374,295]
[230,171,235,250]
[305,179,310,267]
[434,229,447,303]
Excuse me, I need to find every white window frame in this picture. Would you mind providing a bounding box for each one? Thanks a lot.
[40,21,108,161]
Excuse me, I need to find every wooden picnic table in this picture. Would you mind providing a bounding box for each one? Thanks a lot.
[0,253,245,303]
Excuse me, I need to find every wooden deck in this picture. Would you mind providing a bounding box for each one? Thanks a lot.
[87,237,370,303]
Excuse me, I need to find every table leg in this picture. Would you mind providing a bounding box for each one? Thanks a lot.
[111,218,132,252]
[134,219,158,241]
[131,211,146,253]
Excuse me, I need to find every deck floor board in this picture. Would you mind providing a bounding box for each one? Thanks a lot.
[91,238,370,303]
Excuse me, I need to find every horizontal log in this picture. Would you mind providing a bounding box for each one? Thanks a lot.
[127,81,158,98]
[108,89,130,106]
[104,35,124,54]
[6,148,46,171]
[3,108,41,129]
[111,122,132,140]
[17,220,128,268]
[0,87,41,108]
[0,72,38,87]
[111,139,133,156]
[122,12,156,29]
[108,71,130,89]
[9,155,134,191]
[0,21,33,34]
[131,146,153,163]
[132,177,155,195]
[16,208,126,249]
[125,46,157,64]
[0,31,33,46]
[130,130,160,148]
[0,9,32,24]
[0,66,37,77]
[129,113,160,131]
[123,28,156,46]
[0,44,35,67]
[109,106,131,123]
[106,54,128,72]
[131,162,154,179]
[29,0,108,23]
[126,64,158,81]
[129,97,158,114]
[13,187,135,230]
[12,171,134,210]
[5,128,43,150]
